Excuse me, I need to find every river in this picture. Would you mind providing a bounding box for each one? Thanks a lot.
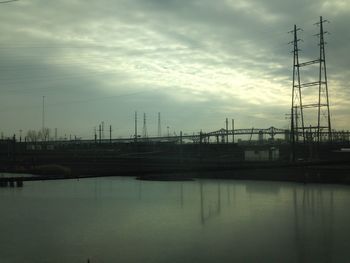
[0,176,349,262]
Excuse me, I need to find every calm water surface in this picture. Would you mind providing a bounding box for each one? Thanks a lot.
[0,176,350,263]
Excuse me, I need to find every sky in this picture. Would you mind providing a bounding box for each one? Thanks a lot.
[0,0,349,139]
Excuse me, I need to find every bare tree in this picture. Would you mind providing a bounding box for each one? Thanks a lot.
[37,128,50,142]
[26,130,39,142]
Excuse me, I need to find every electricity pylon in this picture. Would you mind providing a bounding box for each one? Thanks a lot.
[290,16,332,145]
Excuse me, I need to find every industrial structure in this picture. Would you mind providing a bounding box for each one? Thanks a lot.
[290,16,332,146]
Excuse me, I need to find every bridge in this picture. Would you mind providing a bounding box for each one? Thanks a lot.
[22,126,350,145]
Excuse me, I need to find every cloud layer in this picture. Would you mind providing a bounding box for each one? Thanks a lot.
[0,0,349,138]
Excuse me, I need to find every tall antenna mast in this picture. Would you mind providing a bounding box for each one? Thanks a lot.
[158,112,161,137]
[102,121,104,140]
[134,111,138,143]
[42,96,45,133]
[142,113,148,138]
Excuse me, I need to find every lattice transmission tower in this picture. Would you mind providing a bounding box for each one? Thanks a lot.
[290,25,304,145]
[290,16,332,144]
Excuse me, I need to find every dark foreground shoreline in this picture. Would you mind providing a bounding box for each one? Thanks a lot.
[1,160,350,185]
[1,138,349,184]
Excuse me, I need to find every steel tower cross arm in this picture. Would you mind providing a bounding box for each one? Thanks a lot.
[298,59,320,67]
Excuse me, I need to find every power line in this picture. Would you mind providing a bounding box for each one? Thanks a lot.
[0,0,18,3]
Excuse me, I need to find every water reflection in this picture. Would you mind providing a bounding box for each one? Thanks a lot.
[193,180,343,262]
[199,182,222,224]
[0,177,349,263]
[293,186,335,263]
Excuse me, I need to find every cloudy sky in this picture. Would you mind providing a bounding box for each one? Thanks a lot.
[0,0,349,139]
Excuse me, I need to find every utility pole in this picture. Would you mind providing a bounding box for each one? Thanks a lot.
[99,124,101,144]
[42,96,45,136]
[109,125,112,144]
[158,112,161,137]
[142,113,148,139]
[134,111,138,143]
[94,127,97,144]
[101,121,104,140]
[232,119,235,143]
[225,118,229,144]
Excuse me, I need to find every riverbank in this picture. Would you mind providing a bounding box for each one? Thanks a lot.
[1,141,349,184]
[1,160,350,184]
